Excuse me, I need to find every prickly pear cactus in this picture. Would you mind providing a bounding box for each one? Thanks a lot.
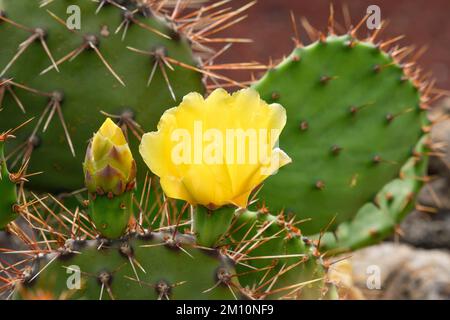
[1,117,337,300]
[318,136,429,254]
[0,0,204,192]
[228,209,337,299]
[16,233,241,300]
[11,211,336,300]
[254,34,430,235]
[0,3,440,300]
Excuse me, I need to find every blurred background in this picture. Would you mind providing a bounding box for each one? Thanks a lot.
[218,0,450,299]
[219,0,450,90]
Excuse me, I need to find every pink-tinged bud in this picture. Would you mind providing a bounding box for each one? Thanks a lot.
[83,118,136,196]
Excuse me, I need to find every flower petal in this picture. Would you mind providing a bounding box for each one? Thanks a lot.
[139,88,291,208]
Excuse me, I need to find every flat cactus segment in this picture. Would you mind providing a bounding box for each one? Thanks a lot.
[229,210,337,299]
[0,0,204,192]
[16,233,241,300]
[318,136,429,254]
[253,35,428,235]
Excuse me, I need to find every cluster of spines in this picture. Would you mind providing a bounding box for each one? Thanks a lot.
[249,4,443,237]
[225,208,337,300]
[11,232,244,300]
[0,169,338,300]
[0,119,39,230]
[0,2,445,300]
[0,0,262,191]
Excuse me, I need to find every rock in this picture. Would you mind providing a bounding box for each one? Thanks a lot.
[401,210,450,249]
[400,175,450,250]
[417,177,450,210]
[328,259,366,300]
[351,243,450,300]
[399,99,450,249]
[428,97,450,180]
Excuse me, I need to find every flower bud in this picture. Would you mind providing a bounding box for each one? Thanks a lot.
[83,118,136,196]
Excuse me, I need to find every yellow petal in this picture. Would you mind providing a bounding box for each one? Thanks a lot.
[159,176,195,204]
[98,118,127,145]
[230,190,252,208]
[139,88,291,208]
[92,134,112,163]
[139,109,179,178]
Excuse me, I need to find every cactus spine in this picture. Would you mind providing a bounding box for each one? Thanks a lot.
[0,2,441,300]
[0,134,17,229]
[0,0,226,192]
[251,9,437,253]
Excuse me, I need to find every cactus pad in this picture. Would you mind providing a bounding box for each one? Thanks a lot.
[227,210,337,299]
[0,0,204,192]
[253,35,428,234]
[16,232,242,300]
[318,136,429,254]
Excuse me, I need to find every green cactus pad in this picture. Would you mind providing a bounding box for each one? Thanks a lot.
[318,136,429,254]
[0,0,204,192]
[253,35,428,235]
[0,141,18,229]
[228,210,337,299]
[16,232,242,300]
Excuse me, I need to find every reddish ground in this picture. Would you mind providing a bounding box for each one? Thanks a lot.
[217,0,450,90]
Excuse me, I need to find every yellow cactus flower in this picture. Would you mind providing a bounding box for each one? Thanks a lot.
[84,118,136,196]
[139,88,291,208]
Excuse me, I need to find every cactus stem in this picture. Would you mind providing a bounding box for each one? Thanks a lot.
[193,205,235,248]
